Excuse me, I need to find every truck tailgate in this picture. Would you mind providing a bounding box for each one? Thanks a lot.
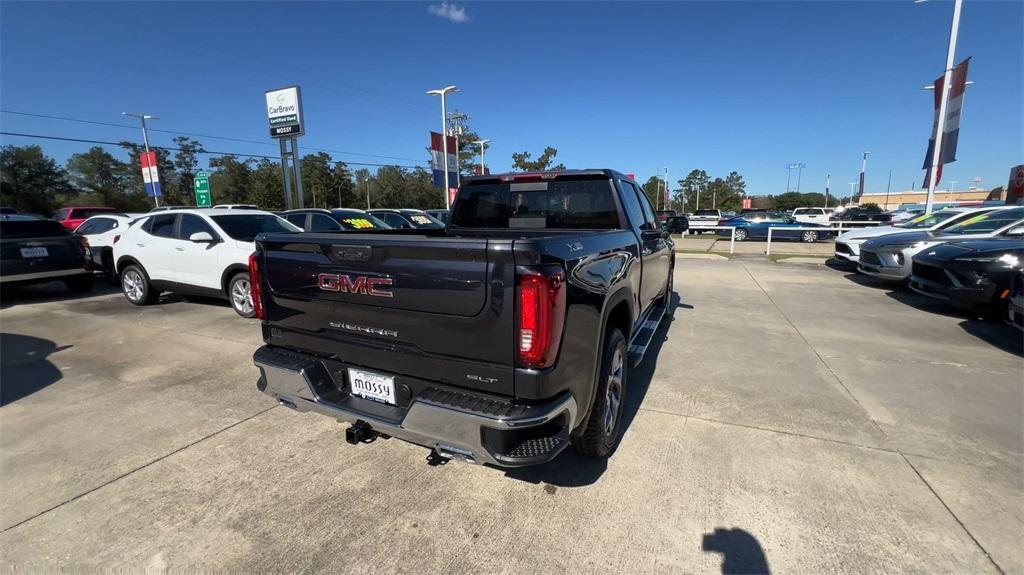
[258,233,516,394]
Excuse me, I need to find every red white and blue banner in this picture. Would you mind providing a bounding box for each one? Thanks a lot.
[430,131,457,190]
[140,151,162,198]
[922,58,970,188]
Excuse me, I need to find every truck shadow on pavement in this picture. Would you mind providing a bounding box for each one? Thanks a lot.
[0,333,69,406]
[702,527,772,574]
[502,293,682,487]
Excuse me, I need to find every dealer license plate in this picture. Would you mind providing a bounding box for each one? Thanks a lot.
[20,247,48,258]
[347,368,396,405]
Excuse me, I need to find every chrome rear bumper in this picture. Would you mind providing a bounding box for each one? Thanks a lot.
[254,345,577,467]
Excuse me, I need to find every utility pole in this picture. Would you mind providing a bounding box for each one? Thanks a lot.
[427,85,458,209]
[447,110,467,187]
[922,0,963,214]
[365,178,371,210]
[122,112,160,207]
[473,139,490,175]
[664,167,670,211]
[857,151,869,202]
[885,169,892,210]
[824,174,831,208]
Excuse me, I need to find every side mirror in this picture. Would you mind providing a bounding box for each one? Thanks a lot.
[189,231,216,243]
[1006,225,1024,237]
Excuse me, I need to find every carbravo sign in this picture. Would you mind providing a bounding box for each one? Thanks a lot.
[265,86,303,138]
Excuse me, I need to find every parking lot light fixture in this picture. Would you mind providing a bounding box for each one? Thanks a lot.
[473,139,491,174]
[427,86,458,208]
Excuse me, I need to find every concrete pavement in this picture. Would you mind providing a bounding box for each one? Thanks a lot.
[0,262,1020,573]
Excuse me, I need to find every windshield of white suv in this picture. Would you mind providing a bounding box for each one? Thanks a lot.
[210,214,300,242]
[939,208,1024,235]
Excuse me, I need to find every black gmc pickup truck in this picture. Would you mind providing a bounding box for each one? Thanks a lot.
[250,169,680,467]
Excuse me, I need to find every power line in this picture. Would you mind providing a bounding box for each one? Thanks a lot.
[0,131,423,169]
[0,110,426,164]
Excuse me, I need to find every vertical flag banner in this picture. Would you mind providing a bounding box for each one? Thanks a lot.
[922,58,970,188]
[429,132,457,189]
[140,151,162,198]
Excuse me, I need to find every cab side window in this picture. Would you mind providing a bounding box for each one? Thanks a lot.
[178,214,217,240]
[148,214,177,238]
[634,186,659,230]
[286,213,308,229]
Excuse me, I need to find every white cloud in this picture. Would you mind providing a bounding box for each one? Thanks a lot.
[428,2,469,24]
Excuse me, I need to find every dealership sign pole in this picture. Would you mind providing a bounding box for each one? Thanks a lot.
[139,151,162,205]
[266,86,305,209]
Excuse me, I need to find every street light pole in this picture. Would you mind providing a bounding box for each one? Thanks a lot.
[824,174,831,208]
[885,169,892,210]
[427,85,458,209]
[848,182,857,205]
[122,112,160,207]
[796,164,804,194]
[948,180,959,202]
[922,0,964,214]
[473,139,491,175]
[858,151,869,201]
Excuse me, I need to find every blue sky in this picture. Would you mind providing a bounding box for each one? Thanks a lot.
[1,1,1021,196]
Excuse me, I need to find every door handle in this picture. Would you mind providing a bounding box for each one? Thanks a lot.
[642,248,652,256]
[175,247,185,252]
[136,243,145,247]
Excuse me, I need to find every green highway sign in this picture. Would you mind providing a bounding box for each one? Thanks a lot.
[193,172,211,208]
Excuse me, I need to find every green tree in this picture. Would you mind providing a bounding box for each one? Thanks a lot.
[249,159,285,211]
[208,155,252,204]
[300,152,336,208]
[676,169,709,211]
[66,146,149,211]
[0,145,71,215]
[172,136,206,205]
[511,147,565,172]
[772,191,806,211]
[641,176,665,210]
[332,161,357,207]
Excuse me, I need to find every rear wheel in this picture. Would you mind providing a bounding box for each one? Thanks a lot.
[574,328,627,458]
[121,264,158,306]
[64,275,94,294]
[801,230,819,243]
[733,228,748,241]
[228,272,255,318]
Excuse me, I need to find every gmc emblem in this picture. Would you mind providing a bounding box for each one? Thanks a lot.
[317,273,394,298]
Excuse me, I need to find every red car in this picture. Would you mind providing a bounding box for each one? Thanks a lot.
[53,206,120,231]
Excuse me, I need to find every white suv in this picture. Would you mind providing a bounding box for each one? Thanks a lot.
[791,207,831,225]
[113,209,299,317]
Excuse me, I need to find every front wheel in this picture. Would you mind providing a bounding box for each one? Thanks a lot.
[801,230,819,243]
[574,328,627,458]
[121,264,158,305]
[228,272,255,318]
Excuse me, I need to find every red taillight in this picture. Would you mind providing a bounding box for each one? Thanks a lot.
[248,252,265,320]
[718,219,727,226]
[517,268,566,369]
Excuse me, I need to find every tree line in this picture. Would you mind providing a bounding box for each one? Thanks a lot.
[0,141,447,215]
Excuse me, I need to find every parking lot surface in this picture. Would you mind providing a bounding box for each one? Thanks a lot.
[1,260,1021,573]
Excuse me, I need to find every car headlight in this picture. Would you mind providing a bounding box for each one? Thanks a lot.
[956,254,1021,268]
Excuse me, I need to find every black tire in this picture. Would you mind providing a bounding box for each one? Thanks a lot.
[574,328,627,458]
[734,228,748,241]
[661,260,675,311]
[228,272,256,318]
[64,275,94,294]
[801,230,819,243]
[121,264,158,306]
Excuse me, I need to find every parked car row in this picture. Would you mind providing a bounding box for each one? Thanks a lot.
[834,205,1024,325]
[108,206,444,317]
